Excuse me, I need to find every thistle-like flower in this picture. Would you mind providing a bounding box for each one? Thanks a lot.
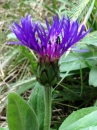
[8,15,90,86]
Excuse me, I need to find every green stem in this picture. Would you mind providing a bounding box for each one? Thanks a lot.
[44,87,52,130]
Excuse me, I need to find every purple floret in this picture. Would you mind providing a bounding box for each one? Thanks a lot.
[8,14,91,61]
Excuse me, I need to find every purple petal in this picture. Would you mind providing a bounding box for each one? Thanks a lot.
[8,14,91,61]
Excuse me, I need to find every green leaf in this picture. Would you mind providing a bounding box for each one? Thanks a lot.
[10,77,36,94]
[59,107,97,130]
[0,127,8,130]
[28,83,45,130]
[59,46,97,73]
[81,31,97,46]
[7,92,39,130]
[81,126,97,130]
[89,66,97,87]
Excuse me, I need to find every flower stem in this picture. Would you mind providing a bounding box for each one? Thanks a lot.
[44,86,52,130]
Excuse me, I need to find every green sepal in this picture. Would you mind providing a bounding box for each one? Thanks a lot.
[36,57,59,87]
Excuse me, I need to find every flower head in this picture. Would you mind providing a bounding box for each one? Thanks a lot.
[8,14,91,86]
[8,14,90,62]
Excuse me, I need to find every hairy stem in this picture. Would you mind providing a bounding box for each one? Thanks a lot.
[44,87,52,130]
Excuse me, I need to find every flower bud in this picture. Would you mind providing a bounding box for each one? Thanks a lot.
[36,56,59,87]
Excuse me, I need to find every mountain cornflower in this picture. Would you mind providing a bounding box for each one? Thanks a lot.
[8,14,90,86]
[7,14,91,130]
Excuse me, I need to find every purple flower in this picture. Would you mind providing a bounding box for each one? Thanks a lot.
[8,14,90,62]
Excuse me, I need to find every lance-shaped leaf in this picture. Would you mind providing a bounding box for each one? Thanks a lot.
[7,92,39,130]
[59,107,97,130]
[28,83,45,130]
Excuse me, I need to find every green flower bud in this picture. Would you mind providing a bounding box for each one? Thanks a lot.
[36,56,59,87]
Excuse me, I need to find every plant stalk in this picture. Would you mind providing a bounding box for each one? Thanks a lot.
[44,86,52,130]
